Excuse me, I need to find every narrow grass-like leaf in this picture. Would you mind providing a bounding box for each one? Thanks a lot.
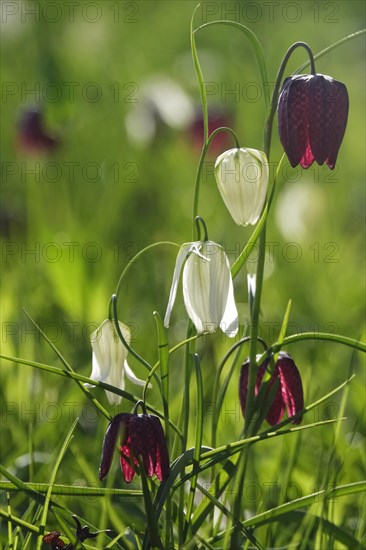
[0,482,142,498]
[22,309,110,421]
[259,332,366,360]
[0,510,39,535]
[294,30,366,74]
[36,419,79,548]
[182,419,340,495]
[194,21,269,114]
[192,483,265,550]
[6,493,13,549]
[115,241,179,297]
[0,354,181,437]
[153,311,169,444]
[274,299,292,362]
[0,465,56,510]
[208,483,365,545]
[183,355,204,541]
[139,458,163,550]
[231,155,285,279]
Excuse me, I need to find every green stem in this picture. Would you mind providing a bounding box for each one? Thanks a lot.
[211,337,253,448]
[258,332,366,362]
[139,458,163,549]
[230,40,315,549]
[114,241,178,299]
[179,321,195,544]
[111,293,153,375]
[191,4,208,145]
[192,127,240,239]
[263,41,315,157]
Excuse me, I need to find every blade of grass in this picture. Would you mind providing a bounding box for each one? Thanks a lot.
[22,309,110,421]
[0,510,39,535]
[183,354,204,541]
[294,29,366,74]
[0,481,142,498]
[0,354,181,437]
[36,418,79,549]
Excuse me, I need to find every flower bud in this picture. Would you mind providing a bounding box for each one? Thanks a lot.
[214,147,269,226]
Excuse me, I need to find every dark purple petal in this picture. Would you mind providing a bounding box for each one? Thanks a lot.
[120,435,136,483]
[149,415,170,481]
[101,413,169,484]
[143,415,158,477]
[308,75,349,169]
[256,364,285,426]
[277,354,304,424]
[308,75,330,165]
[324,79,349,168]
[239,352,303,426]
[131,415,157,477]
[239,361,249,417]
[278,76,311,168]
[99,414,129,480]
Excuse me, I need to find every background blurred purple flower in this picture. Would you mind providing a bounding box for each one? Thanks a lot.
[17,106,59,154]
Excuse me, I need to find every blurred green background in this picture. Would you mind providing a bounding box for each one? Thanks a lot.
[1,0,365,547]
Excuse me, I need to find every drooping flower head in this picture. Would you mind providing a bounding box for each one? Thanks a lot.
[214,147,269,226]
[99,413,170,484]
[239,352,304,425]
[164,240,238,337]
[88,320,146,405]
[277,74,349,169]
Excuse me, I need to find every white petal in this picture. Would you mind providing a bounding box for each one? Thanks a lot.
[183,241,238,335]
[215,148,268,226]
[164,242,198,328]
[217,247,239,337]
[247,273,257,299]
[88,319,131,404]
[124,359,150,387]
[182,250,208,333]
[90,320,113,381]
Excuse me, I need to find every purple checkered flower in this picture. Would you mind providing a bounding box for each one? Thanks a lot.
[278,74,348,169]
[239,352,304,426]
[99,413,170,484]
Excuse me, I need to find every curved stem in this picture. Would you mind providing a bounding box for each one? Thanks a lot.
[294,29,365,75]
[211,337,269,448]
[231,40,315,548]
[257,332,366,364]
[111,294,152,374]
[192,127,240,239]
[191,4,208,145]
[114,241,179,299]
[264,41,315,156]
[194,20,269,115]
[195,216,209,242]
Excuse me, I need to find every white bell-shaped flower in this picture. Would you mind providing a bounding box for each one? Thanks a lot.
[214,147,269,226]
[164,240,238,337]
[88,319,146,405]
